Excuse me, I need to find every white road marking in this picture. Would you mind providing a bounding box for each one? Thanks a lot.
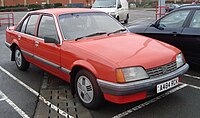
[0,66,39,96]
[184,74,200,80]
[0,97,7,102]
[0,66,74,118]
[180,82,200,90]
[0,90,30,118]
[112,83,188,118]
[128,17,153,25]
[188,84,200,90]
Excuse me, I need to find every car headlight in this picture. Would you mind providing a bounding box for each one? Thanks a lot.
[176,53,185,68]
[116,67,149,83]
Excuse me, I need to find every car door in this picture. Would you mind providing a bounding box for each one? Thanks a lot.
[144,10,191,47]
[15,14,39,61]
[180,9,200,63]
[34,14,62,76]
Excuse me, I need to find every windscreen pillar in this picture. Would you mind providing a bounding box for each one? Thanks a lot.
[158,0,166,17]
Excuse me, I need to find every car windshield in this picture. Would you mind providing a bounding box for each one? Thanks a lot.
[59,12,125,40]
[92,0,116,8]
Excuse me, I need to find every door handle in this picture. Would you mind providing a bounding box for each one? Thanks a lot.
[18,35,21,40]
[35,41,39,47]
[172,32,177,37]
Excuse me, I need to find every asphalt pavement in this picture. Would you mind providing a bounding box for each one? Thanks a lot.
[0,9,200,118]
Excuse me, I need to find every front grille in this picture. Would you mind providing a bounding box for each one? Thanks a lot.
[146,61,177,78]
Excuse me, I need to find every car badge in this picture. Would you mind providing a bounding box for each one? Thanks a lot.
[162,65,168,74]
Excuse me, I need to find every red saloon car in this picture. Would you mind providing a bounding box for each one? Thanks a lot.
[5,8,189,109]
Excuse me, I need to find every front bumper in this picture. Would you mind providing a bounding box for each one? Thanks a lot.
[5,41,11,49]
[97,63,189,96]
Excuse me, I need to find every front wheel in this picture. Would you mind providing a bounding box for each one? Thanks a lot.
[75,69,105,109]
[15,47,30,71]
[124,14,129,24]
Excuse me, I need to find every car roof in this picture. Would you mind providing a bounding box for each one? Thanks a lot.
[178,4,200,9]
[30,8,99,15]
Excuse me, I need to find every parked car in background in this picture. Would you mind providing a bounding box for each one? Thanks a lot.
[128,6,200,65]
[91,0,129,23]
[165,3,180,12]
[5,8,188,109]
[179,4,194,8]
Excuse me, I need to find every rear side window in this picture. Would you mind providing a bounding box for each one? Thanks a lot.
[189,10,200,28]
[37,15,59,41]
[26,15,39,36]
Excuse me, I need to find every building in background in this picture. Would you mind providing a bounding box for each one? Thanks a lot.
[0,0,195,7]
[0,0,94,7]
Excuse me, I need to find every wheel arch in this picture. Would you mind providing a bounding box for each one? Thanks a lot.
[10,43,18,61]
[70,60,98,95]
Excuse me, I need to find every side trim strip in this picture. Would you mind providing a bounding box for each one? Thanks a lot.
[34,55,60,69]
[5,41,11,48]
[21,49,71,74]
[61,67,71,74]
[21,50,34,57]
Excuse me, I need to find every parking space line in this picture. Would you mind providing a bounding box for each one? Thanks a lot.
[0,66,39,96]
[112,83,188,118]
[180,82,200,90]
[0,97,6,102]
[128,17,152,25]
[0,66,74,118]
[184,74,200,80]
[188,84,200,90]
[0,90,30,118]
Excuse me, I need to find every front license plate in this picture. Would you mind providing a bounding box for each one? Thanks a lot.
[157,77,179,93]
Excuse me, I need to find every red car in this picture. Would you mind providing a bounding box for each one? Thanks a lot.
[5,8,189,109]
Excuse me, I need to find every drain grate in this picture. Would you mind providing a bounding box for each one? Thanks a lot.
[34,72,92,118]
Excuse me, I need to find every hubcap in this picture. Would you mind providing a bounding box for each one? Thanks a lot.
[15,49,22,67]
[77,76,94,104]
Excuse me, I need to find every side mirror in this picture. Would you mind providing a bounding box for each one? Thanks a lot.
[151,22,164,30]
[150,23,156,27]
[44,36,59,44]
[156,24,165,30]
[117,4,122,9]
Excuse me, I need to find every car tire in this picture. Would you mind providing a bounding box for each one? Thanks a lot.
[75,69,105,109]
[14,47,30,71]
[124,14,129,24]
[116,16,120,21]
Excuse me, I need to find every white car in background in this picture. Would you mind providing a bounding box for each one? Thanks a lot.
[92,0,129,23]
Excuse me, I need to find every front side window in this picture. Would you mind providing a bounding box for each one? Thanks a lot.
[159,10,190,28]
[59,12,125,40]
[38,15,59,41]
[26,15,39,35]
[189,10,200,28]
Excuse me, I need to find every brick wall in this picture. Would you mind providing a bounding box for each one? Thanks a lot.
[4,0,24,6]
[0,0,88,6]
[0,0,195,7]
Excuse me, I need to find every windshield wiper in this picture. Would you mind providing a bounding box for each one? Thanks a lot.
[107,29,127,36]
[75,32,107,41]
